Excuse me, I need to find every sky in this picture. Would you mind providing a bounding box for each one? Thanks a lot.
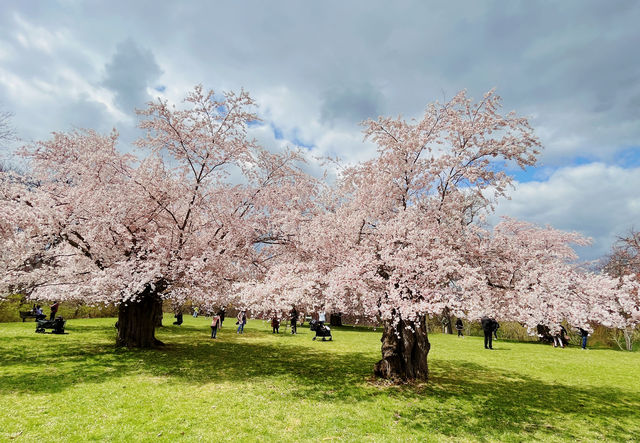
[0,0,639,260]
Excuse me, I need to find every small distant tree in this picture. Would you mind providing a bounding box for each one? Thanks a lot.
[603,230,640,350]
[0,108,14,145]
[0,107,16,173]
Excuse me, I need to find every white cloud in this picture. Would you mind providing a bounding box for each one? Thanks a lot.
[494,163,640,260]
[0,0,639,260]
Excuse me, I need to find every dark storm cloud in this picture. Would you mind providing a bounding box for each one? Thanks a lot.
[321,83,386,125]
[101,39,162,114]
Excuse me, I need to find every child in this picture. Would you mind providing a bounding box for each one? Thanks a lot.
[271,315,280,333]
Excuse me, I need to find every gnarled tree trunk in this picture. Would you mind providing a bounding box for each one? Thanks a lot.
[374,315,430,382]
[117,289,164,348]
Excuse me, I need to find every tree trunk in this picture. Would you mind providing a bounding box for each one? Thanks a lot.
[329,313,342,326]
[624,327,634,351]
[441,307,452,334]
[116,290,164,348]
[374,315,430,382]
[154,298,163,327]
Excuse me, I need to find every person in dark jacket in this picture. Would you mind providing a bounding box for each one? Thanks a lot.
[493,319,500,339]
[481,317,497,349]
[455,318,464,337]
[173,310,183,325]
[218,307,226,328]
[290,307,299,334]
[578,327,589,350]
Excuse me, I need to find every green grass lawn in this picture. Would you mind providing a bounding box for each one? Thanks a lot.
[1,316,639,442]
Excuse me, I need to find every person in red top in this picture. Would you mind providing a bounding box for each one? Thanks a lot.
[49,302,59,320]
[271,314,280,333]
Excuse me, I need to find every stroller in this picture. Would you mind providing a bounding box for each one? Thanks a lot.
[309,319,332,341]
[35,316,66,334]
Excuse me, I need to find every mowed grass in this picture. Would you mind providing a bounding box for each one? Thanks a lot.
[1,316,639,442]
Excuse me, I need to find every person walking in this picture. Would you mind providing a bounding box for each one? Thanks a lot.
[481,317,496,349]
[271,314,280,334]
[236,310,247,334]
[578,327,589,350]
[193,306,199,318]
[290,306,299,335]
[455,318,464,337]
[210,313,221,338]
[49,301,59,320]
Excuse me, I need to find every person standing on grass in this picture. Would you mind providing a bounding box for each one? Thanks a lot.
[578,327,589,350]
[210,313,221,339]
[481,317,496,349]
[193,306,199,318]
[553,325,567,348]
[455,318,464,337]
[218,307,226,328]
[173,309,183,325]
[236,310,247,334]
[271,314,280,333]
[49,301,59,320]
[290,306,299,334]
[492,319,500,339]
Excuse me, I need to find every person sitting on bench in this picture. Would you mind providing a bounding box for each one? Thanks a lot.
[34,305,46,321]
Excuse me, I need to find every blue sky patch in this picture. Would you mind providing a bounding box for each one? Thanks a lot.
[271,123,284,140]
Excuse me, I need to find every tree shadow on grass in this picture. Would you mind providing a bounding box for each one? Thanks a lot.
[1,324,639,440]
[414,359,639,440]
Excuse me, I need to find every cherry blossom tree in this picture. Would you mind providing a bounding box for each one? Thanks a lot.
[465,219,627,334]
[0,86,316,347]
[603,230,640,350]
[239,90,544,381]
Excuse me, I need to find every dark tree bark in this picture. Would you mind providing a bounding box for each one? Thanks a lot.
[117,288,164,348]
[374,315,430,382]
[329,313,342,326]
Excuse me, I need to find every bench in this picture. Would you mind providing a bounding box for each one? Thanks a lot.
[19,311,40,322]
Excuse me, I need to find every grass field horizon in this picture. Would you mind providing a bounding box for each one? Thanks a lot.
[1,316,639,442]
